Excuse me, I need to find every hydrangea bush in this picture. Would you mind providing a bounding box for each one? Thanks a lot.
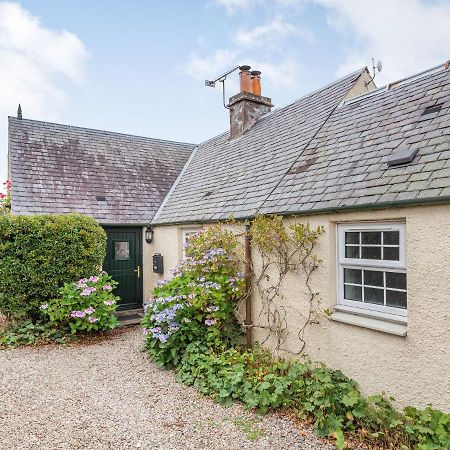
[141,226,245,367]
[42,272,119,334]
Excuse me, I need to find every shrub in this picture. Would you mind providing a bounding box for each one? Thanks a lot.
[41,272,119,334]
[141,226,244,368]
[0,214,106,320]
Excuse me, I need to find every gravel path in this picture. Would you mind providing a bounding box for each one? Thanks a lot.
[0,327,335,450]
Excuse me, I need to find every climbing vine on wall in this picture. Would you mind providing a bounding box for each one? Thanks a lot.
[243,215,324,355]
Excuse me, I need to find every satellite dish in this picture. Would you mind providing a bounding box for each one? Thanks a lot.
[377,60,383,73]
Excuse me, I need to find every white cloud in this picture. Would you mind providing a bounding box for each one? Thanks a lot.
[184,49,240,80]
[251,58,301,89]
[235,17,314,47]
[0,2,88,179]
[212,0,261,15]
[314,0,450,84]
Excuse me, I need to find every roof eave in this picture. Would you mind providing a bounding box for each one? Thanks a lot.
[151,196,450,227]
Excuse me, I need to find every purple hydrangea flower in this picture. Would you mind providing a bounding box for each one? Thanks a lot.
[103,285,112,291]
[88,316,98,323]
[103,300,116,306]
[70,310,86,318]
[89,276,99,283]
[206,305,219,313]
[205,319,216,326]
[84,306,95,314]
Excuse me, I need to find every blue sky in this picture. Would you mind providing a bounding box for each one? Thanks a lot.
[1,0,450,182]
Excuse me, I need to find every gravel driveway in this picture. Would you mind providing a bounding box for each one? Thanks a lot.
[0,327,334,450]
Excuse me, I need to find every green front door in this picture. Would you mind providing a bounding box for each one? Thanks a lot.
[103,227,143,310]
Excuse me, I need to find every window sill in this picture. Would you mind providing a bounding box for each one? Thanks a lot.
[330,310,407,337]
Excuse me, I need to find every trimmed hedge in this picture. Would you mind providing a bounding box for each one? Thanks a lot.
[0,214,106,320]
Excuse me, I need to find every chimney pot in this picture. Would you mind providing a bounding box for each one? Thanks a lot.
[239,66,252,94]
[251,71,262,96]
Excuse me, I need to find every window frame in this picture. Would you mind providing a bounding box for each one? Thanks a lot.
[337,222,407,321]
[182,228,201,260]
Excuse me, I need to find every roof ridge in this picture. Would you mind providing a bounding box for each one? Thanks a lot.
[152,144,200,224]
[342,60,450,106]
[8,116,196,148]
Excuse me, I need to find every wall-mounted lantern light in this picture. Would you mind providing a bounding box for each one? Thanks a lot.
[145,226,154,244]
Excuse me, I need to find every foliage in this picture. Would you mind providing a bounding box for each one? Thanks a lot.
[177,344,450,449]
[0,179,11,214]
[0,319,70,348]
[141,226,244,368]
[249,215,325,353]
[41,273,119,334]
[0,213,106,320]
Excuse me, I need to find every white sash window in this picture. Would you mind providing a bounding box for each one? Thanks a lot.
[337,223,407,321]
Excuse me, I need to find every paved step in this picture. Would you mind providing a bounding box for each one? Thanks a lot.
[116,309,144,327]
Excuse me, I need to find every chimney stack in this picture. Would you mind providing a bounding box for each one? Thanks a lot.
[228,66,272,140]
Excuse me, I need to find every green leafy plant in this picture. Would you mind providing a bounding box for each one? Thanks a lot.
[141,226,244,368]
[0,319,70,348]
[0,213,106,320]
[176,344,450,449]
[41,272,119,334]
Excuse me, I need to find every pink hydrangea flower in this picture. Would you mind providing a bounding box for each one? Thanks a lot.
[89,276,99,283]
[88,316,98,323]
[71,310,86,318]
[80,287,96,296]
[84,306,95,314]
[103,300,116,306]
[103,285,112,291]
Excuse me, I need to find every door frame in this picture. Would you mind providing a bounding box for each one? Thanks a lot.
[103,226,143,310]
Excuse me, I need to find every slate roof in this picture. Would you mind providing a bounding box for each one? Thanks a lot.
[153,63,450,224]
[9,118,194,224]
[152,68,366,224]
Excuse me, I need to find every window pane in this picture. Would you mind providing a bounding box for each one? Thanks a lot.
[364,270,384,287]
[345,246,360,258]
[383,231,399,245]
[114,241,130,260]
[386,290,407,309]
[362,231,381,245]
[364,287,384,305]
[386,272,407,290]
[383,247,400,261]
[361,246,382,260]
[345,232,360,244]
[344,284,362,301]
[344,268,362,284]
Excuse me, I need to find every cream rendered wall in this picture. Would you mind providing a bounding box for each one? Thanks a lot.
[144,224,204,300]
[151,205,450,411]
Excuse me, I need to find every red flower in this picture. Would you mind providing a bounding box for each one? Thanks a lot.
[0,193,6,199]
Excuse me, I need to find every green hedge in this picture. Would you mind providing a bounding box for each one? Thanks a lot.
[0,214,106,320]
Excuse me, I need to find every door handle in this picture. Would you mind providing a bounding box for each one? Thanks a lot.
[134,265,141,278]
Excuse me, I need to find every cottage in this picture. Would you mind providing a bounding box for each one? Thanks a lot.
[8,62,450,411]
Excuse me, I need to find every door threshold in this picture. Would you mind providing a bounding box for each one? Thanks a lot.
[116,308,144,327]
[116,308,144,317]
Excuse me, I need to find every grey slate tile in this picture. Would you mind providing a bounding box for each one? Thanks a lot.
[9,118,194,224]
